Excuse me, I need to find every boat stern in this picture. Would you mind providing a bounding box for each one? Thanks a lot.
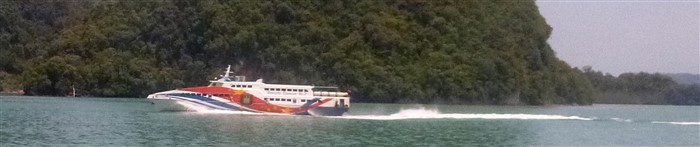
[307,107,349,116]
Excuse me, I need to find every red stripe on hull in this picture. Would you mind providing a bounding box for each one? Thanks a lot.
[181,86,330,114]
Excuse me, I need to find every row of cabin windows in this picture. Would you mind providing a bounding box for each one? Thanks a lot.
[233,85,252,88]
[264,98,321,103]
[264,88,309,92]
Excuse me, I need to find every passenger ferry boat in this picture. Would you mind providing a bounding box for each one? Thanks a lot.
[147,65,350,116]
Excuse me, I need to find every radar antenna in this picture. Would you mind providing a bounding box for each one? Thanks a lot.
[218,65,234,81]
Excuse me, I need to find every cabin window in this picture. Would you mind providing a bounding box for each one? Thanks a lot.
[301,99,305,102]
[264,88,269,91]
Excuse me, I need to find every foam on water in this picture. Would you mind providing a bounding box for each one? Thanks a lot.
[651,121,700,126]
[610,117,633,123]
[176,101,696,125]
[331,108,594,120]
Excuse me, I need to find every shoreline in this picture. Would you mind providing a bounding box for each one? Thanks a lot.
[2,95,697,106]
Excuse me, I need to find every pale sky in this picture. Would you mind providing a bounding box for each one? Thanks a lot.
[536,0,700,75]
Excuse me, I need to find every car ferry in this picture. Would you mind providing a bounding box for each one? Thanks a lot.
[147,65,350,116]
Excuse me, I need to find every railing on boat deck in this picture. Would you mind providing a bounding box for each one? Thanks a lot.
[312,86,349,97]
[312,91,349,97]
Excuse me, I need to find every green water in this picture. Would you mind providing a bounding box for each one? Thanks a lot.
[1,96,698,146]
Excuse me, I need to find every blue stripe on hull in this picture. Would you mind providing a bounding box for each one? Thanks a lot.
[170,97,220,110]
[169,94,243,111]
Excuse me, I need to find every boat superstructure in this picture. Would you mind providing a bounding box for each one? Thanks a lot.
[147,65,350,116]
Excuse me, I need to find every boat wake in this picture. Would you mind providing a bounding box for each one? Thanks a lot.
[651,121,700,126]
[174,102,698,125]
[331,108,594,120]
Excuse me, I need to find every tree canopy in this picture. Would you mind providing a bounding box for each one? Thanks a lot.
[582,66,699,105]
[1,0,598,105]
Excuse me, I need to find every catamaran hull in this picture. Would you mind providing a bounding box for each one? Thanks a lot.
[148,99,191,112]
[145,65,350,116]
[147,89,349,116]
[307,107,350,116]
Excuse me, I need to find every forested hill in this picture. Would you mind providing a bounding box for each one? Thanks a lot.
[0,0,595,105]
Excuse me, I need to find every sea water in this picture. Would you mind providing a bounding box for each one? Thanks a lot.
[0,96,698,146]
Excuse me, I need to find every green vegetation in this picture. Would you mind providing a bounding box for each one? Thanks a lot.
[582,66,700,105]
[11,0,695,105]
[664,73,700,85]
